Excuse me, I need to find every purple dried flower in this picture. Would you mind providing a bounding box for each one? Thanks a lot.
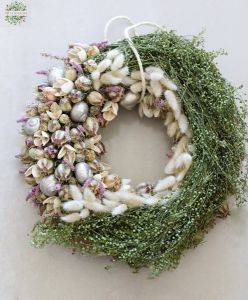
[26,137,34,147]
[36,70,49,76]
[153,97,166,109]
[70,61,83,73]
[91,41,108,51]
[26,185,40,201]
[17,116,29,123]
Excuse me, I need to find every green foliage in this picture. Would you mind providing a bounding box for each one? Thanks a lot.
[31,31,247,276]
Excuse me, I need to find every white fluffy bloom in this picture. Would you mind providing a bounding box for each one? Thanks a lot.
[97,59,112,73]
[100,72,122,85]
[91,70,100,80]
[167,121,179,137]
[111,204,128,216]
[63,200,84,212]
[178,114,189,133]
[150,72,164,81]
[80,208,90,218]
[111,53,125,71]
[154,176,176,192]
[175,153,192,170]
[164,111,174,126]
[69,184,83,200]
[164,90,181,119]
[61,213,81,223]
[150,80,163,97]
[130,82,143,93]
[106,49,120,60]
[160,77,178,91]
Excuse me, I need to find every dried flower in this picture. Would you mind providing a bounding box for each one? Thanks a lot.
[59,98,72,112]
[105,86,124,103]
[86,45,100,57]
[55,163,71,181]
[102,101,118,121]
[67,89,82,103]
[51,130,68,146]
[44,145,58,159]
[46,102,62,120]
[48,119,61,132]
[59,114,70,125]
[67,45,87,64]
[83,117,99,136]
[84,59,97,73]
[53,78,74,96]
[65,67,77,81]
[34,130,50,147]
[75,76,92,92]
[42,87,57,102]
[57,144,76,164]
[104,174,121,191]
[87,91,104,106]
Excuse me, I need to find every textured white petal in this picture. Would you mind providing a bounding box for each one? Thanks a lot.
[63,200,84,212]
[111,204,127,216]
[83,187,96,202]
[160,77,178,91]
[111,53,125,71]
[150,72,164,81]
[167,121,179,137]
[100,72,122,85]
[84,201,108,212]
[106,49,120,60]
[97,59,112,73]
[69,185,83,200]
[91,70,100,80]
[61,213,81,223]
[150,80,162,97]
[142,196,160,205]
[79,208,90,218]
[102,198,119,208]
[154,176,176,193]
[164,90,181,119]
[178,114,189,133]
[130,82,143,93]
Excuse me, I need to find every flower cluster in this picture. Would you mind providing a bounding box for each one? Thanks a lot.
[17,41,193,223]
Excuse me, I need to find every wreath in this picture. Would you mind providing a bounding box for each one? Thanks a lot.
[17,17,247,277]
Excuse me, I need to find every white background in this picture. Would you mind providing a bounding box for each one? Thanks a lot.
[0,0,247,299]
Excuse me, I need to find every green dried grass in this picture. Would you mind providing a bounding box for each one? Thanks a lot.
[31,30,247,277]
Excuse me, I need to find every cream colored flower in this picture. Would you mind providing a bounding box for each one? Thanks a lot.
[34,130,50,146]
[53,78,74,96]
[102,101,118,121]
[43,196,61,216]
[24,158,53,183]
[67,45,87,64]
[46,102,62,120]
[42,87,57,102]
[57,144,76,164]
[83,135,102,154]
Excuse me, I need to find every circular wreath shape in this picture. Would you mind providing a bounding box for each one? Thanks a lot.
[17,23,247,276]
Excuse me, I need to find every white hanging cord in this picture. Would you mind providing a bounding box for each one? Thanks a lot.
[104,16,135,41]
[124,22,165,101]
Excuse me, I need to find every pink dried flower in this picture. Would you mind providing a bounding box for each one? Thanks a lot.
[36,70,49,76]
[90,41,108,51]
[153,97,166,109]
[17,116,29,123]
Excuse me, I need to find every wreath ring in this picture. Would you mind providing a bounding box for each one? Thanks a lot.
[17,17,247,276]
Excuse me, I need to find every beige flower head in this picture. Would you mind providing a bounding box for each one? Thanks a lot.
[46,102,62,120]
[53,78,74,96]
[68,45,88,64]
[57,144,76,164]
[102,101,118,121]
[34,130,50,147]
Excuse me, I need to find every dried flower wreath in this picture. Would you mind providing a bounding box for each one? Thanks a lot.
[17,17,247,276]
